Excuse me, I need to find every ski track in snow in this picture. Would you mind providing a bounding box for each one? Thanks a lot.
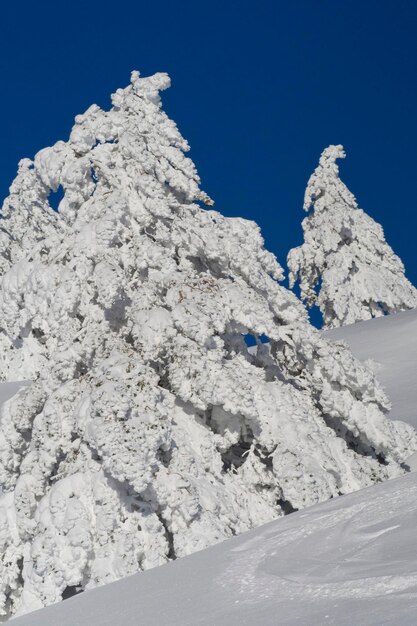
[6,307,417,625]
[9,471,417,626]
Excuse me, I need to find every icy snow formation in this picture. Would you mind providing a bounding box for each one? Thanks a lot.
[0,74,416,618]
[288,145,417,329]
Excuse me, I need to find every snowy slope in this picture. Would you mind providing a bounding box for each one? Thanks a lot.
[325,307,417,427]
[0,382,28,409]
[11,470,417,626]
[9,308,417,626]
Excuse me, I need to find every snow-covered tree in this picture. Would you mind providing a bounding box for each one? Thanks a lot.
[0,158,64,277]
[0,76,416,618]
[288,145,417,329]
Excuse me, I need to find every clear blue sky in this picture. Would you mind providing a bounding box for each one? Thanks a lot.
[1,0,417,315]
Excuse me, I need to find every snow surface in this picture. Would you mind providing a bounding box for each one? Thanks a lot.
[0,383,27,409]
[325,308,417,428]
[9,308,417,626]
[10,469,417,626]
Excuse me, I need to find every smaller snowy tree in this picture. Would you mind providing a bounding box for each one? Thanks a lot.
[287,145,417,328]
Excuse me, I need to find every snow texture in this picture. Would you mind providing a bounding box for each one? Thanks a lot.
[325,307,417,428]
[288,145,417,328]
[11,307,417,626]
[0,74,416,619]
[11,467,417,626]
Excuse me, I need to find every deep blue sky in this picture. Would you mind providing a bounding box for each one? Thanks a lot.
[1,0,417,319]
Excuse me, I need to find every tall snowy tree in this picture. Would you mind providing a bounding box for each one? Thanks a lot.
[0,75,416,618]
[287,145,417,329]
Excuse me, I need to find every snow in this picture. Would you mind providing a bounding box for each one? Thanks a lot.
[325,307,417,428]
[8,307,417,626]
[288,145,417,328]
[0,383,28,408]
[10,465,417,626]
[3,72,415,618]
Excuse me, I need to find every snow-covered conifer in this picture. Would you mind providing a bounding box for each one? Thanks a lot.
[0,77,416,618]
[288,145,417,328]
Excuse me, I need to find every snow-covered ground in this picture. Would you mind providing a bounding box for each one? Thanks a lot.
[8,308,417,625]
[0,382,28,408]
[10,470,417,626]
[325,307,417,427]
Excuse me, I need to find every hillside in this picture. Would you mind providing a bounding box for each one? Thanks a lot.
[9,308,417,626]
[325,308,417,427]
[9,470,417,626]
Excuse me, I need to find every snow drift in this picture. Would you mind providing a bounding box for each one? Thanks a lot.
[326,307,417,428]
[11,468,417,626]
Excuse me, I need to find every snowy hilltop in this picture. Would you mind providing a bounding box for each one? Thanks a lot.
[0,72,416,619]
[288,145,417,328]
